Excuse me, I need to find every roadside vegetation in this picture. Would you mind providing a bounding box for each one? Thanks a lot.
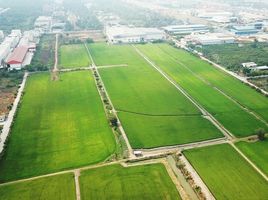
[0,173,76,200]
[80,164,181,200]
[136,43,268,137]
[0,71,116,182]
[184,144,268,200]
[27,35,55,72]
[194,42,268,76]
[0,70,24,116]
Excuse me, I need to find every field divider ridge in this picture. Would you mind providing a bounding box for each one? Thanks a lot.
[133,45,234,140]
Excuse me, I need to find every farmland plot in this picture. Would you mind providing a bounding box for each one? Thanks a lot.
[184,144,268,200]
[80,164,181,200]
[136,44,268,137]
[0,71,116,182]
[88,43,222,149]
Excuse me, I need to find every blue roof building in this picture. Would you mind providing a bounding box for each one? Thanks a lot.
[231,26,259,35]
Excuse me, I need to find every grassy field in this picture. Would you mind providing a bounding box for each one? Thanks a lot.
[236,139,268,176]
[89,43,222,148]
[80,164,181,200]
[136,44,268,137]
[0,71,116,182]
[0,174,76,200]
[184,144,268,200]
[59,44,91,68]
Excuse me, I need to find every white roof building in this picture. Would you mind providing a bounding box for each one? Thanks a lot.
[242,62,257,68]
[106,26,166,44]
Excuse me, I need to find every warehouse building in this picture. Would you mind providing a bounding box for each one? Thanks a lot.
[231,25,259,35]
[6,46,28,70]
[0,44,11,68]
[106,26,166,44]
[163,24,209,35]
[187,33,235,45]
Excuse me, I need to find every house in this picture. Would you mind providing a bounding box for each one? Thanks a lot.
[6,46,28,70]
[242,62,257,68]
[253,66,268,71]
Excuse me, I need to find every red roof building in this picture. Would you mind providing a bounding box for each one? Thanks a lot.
[7,46,28,65]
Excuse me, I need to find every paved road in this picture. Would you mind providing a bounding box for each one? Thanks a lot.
[0,73,28,153]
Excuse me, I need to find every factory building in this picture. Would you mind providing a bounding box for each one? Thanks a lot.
[0,44,11,68]
[163,24,209,35]
[35,16,52,33]
[231,25,259,35]
[106,26,166,44]
[6,46,28,70]
[187,33,236,45]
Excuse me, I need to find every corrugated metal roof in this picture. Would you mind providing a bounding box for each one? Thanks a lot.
[7,46,28,64]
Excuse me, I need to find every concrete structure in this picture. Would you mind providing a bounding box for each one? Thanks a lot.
[242,62,257,68]
[6,46,28,70]
[35,16,52,33]
[106,26,165,44]
[0,43,11,68]
[193,33,235,45]
[253,66,268,71]
[231,25,259,35]
[163,24,209,35]
[0,30,4,41]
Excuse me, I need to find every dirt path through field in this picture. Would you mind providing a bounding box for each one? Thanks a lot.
[51,34,59,81]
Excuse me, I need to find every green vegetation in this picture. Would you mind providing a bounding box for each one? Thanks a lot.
[59,44,91,68]
[236,139,268,176]
[0,71,116,182]
[63,0,102,30]
[28,35,55,72]
[184,144,268,200]
[0,173,76,200]
[89,43,222,148]
[80,164,181,200]
[136,44,268,137]
[195,42,268,76]
[0,0,51,32]
[92,0,179,27]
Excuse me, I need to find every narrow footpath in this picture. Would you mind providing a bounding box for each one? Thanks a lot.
[0,72,28,153]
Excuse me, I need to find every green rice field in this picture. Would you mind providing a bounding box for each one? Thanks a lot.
[59,44,91,68]
[236,139,268,176]
[136,44,268,137]
[184,144,268,200]
[88,43,222,148]
[0,174,76,200]
[80,164,181,200]
[0,71,116,182]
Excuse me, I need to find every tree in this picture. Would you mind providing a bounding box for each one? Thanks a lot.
[256,128,266,141]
